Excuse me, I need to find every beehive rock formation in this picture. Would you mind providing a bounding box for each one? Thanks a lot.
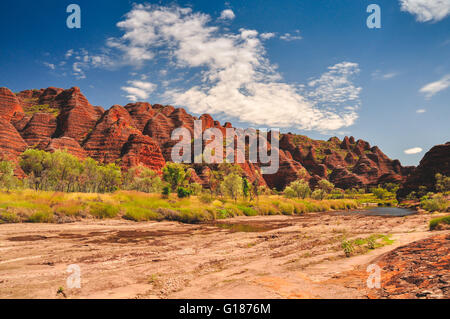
[0,86,421,190]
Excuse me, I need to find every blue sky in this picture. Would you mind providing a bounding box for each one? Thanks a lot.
[0,0,449,166]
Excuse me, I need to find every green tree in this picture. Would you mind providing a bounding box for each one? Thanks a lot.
[123,165,163,193]
[285,179,311,199]
[242,177,250,200]
[162,163,190,191]
[311,189,327,200]
[79,158,102,193]
[0,160,16,190]
[20,149,51,190]
[221,173,243,202]
[384,183,399,194]
[209,163,244,196]
[98,163,121,193]
[372,187,389,200]
[317,179,334,193]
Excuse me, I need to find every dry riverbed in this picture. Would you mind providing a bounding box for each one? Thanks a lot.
[0,211,448,299]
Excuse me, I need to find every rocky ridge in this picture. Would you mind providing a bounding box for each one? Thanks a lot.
[0,86,416,190]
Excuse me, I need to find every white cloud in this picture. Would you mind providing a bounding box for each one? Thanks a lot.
[108,4,360,131]
[65,49,74,59]
[371,70,399,80]
[404,147,423,154]
[416,108,426,113]
[64,49,114,79]
[419,74,450,98]
[399,0,450,22]
[219,9,235,20]
[279,31,303,41]
[260,32,276,40]
[121,80,157,102]
[43,62,55,70]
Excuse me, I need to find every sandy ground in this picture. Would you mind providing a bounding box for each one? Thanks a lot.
[0,211,448,299]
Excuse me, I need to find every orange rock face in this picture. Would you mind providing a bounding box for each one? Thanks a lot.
[121,134,166,172]
[54,87,101,143]
[38,137,87,159]
[82,105,141,163]
[20,113,57,147]
[0,87,24,122]
[0,117,27,162]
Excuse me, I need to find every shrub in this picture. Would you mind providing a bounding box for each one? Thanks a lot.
[420,194,448,212]
[162,186,171,197]
[123,207,160,221]
[372,187,390,200]
[435,173,450,193]
[237,205,258,216]
[0,211,20,223]
[317,179,334,193]
[89,202,119,219]
[55,204,85,216]
[28,211,54,223]
[406,191,417,200]
[341,239,354,257]
[277,202,295,215]
[284,186,296,198]
[199,194,213,204]
[177,187,191,198]
[330,188,345,199]
[367,236,376,249]
[189,183,203,196]
[311,189,327,200]
[284,180,311,199]
[429,215,450,230]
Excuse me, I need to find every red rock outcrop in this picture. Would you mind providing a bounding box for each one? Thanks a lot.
[120,134,166,172]
[328,167,365,189]
[82,105,140,163]
[0,87,23,122]
[398,142,450,198]
[371,234,449,299]
[124,102,155,132]
[54,87,101,143]
[0,117,27,162]
[38,137,87,159]
[20,113,57,146]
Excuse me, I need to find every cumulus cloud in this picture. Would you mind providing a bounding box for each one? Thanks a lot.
[121,80,157,102]
[399,0,450,22]
[419,74,450,98]
[219,9,235,20]
[404,147,423,154]
[260,32,276,40]
[416,108,426,113]
[106,4,361,131]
